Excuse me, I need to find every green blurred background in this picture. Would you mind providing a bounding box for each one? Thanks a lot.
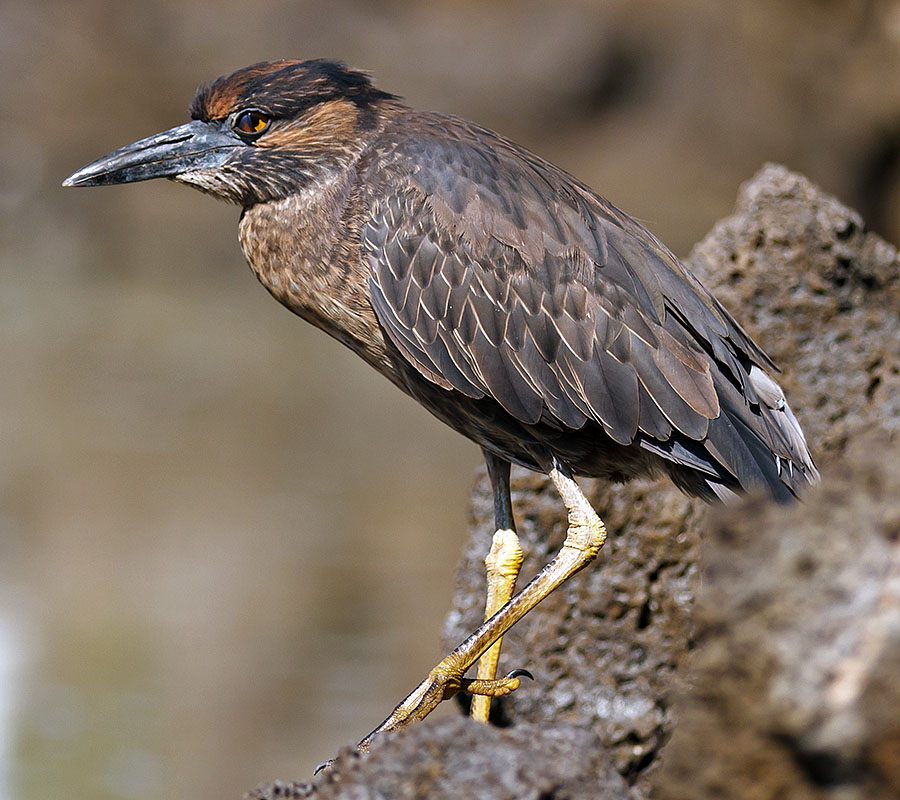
[3,1,900,798]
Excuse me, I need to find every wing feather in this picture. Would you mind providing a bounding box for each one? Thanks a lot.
[361,115,815,495]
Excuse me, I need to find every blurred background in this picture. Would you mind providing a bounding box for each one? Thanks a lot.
[3,1,900,798]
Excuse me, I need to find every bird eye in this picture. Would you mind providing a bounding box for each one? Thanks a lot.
[233,109,271,138]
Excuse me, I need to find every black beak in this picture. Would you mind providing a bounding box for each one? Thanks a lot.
[62,120,240,187]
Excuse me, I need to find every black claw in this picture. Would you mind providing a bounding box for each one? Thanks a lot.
[314,759,334,775]
[506,668,534,681]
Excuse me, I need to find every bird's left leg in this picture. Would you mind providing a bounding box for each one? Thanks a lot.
[471,451,524,723]
[356,462,606,751]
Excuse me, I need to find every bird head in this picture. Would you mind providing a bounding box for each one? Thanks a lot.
[63,59,399,206]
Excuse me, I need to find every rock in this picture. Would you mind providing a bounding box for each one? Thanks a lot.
[246,717,635,800]
[246,780,315,800]
[656,444,900,800]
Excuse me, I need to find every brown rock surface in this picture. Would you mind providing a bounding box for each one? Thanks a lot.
[657,447,900,800]
[246,717,634,800]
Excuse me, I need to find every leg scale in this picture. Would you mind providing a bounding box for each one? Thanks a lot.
[471,528,524,722]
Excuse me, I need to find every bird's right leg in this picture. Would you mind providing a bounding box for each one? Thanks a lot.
[471,451,524,723]
[356,461,606,751]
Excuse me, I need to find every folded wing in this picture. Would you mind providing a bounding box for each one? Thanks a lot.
[362,115,817,499]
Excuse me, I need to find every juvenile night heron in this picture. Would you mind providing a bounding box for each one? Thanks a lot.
[64,59,818,750]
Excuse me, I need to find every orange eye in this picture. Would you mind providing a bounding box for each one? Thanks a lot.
[233,109,271,138]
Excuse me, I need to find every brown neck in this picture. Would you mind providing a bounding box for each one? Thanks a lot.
[236,114,403,384]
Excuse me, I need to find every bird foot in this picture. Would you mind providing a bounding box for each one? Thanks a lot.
[313,669,533,773]
[416,666,531,705]
[356,667,533,753]
[460,668,534,699]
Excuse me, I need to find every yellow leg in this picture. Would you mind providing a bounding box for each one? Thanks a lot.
[471,527,524,723]
[357,465,606,751]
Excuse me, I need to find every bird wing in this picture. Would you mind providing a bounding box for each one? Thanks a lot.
[362,114,814,492]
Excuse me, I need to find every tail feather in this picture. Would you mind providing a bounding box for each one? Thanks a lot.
[639,364,817,503]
